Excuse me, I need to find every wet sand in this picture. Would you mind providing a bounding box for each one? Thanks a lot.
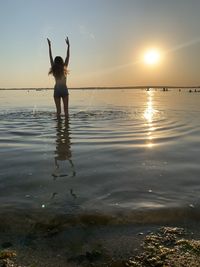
[1,207,200,266]
[1,222,200,267]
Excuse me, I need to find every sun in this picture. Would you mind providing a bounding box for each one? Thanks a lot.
[144,49,160,65]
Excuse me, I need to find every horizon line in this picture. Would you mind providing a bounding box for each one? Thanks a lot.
[0,85,200,90]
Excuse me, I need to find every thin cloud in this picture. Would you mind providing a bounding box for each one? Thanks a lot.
[166,37,200,54]
[79,25,95,40]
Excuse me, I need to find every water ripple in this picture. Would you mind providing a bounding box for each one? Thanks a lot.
[0,94,200,217]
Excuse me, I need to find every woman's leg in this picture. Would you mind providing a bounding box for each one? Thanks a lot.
[62,95,69,117]
[54,97,61,116]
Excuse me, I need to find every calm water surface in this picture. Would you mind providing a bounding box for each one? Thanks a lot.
[0,89,200,224]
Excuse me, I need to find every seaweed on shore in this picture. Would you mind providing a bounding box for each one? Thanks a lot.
[0,249,18,267]
[126,226,200,267]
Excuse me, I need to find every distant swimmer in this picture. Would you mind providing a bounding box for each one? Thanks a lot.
[47,37,70,117]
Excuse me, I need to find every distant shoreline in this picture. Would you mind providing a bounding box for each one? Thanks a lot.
[0,86,200,91]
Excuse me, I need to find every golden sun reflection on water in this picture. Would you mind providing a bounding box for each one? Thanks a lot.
[144,91,156,148]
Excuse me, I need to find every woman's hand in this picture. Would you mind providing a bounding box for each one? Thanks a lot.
[47,38,51,47]
[65,37,70,46]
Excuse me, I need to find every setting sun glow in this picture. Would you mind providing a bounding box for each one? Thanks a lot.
[144,49,160,65]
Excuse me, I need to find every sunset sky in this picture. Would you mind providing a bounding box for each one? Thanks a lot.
[1,0,200,88]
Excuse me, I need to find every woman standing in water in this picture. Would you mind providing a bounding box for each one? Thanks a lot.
[47,37,70,116]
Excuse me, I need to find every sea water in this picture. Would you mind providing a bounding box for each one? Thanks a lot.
[0,88,200,227]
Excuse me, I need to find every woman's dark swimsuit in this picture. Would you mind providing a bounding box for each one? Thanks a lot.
[54,84,69,97]
[54,75,69,97]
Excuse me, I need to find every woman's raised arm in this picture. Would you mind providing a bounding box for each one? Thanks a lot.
[65,37,70,67]
[47,38,54,67]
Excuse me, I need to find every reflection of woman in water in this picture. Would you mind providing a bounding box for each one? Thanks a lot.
[47,37,70,117]
[53,117,75,178]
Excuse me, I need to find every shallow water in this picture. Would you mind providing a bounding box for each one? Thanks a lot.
[0,89,200,225]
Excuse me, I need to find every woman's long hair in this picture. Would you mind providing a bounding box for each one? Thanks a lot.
[49,56,68,79]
